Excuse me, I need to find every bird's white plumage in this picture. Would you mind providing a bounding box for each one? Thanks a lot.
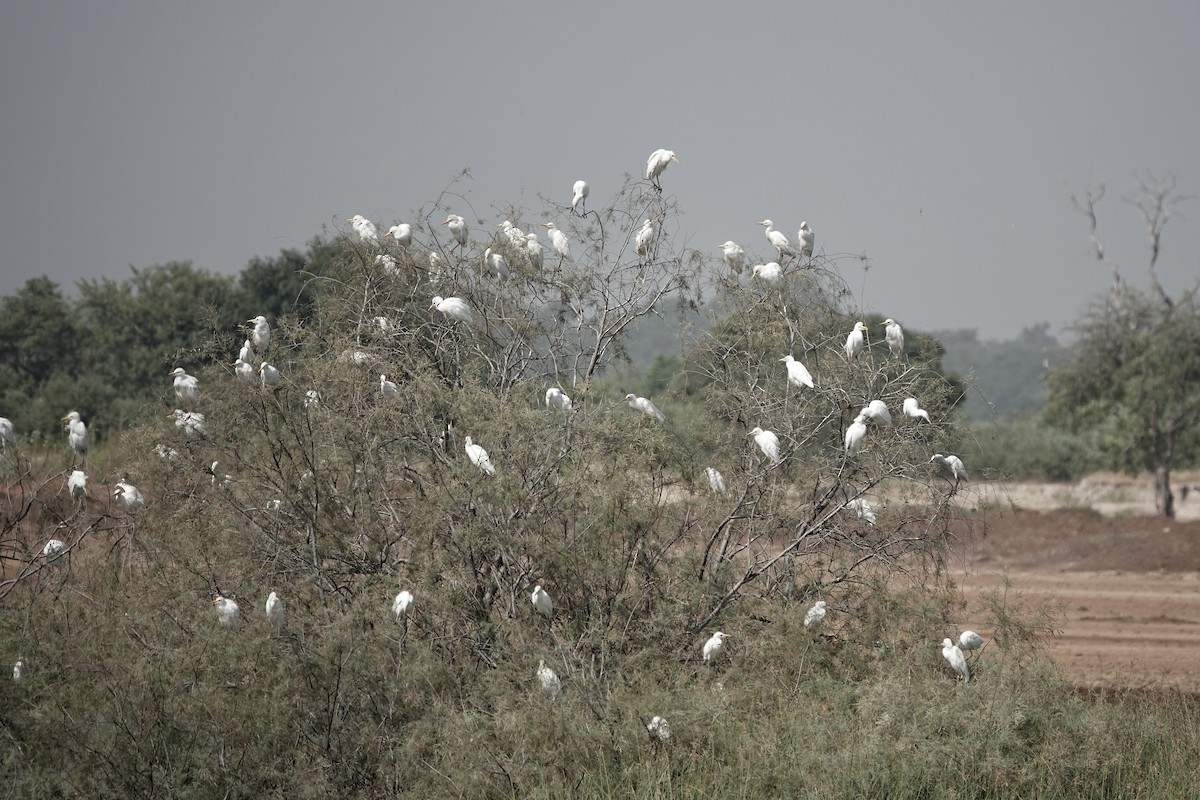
[959,631,984,651]
[780,354,814,388]
[171,409,206,437]
[385,222,412,247]
[705,467,727,496]
[804,600,827,631]
[442,214,468,247]
[718,241,746,274]
[758,219,793,256]
[0,417,14,446]
[646,716,671,741]
[348,215,377,242]
[702,631,729,662]
[844,322,867,360]
[571,180,589,214]
[847,497,876,524]
[844,414,868,457]
[249,315,271,353]
[239,338,255,364]
[942,638,970,682]
[258,362,281,388]
[545,387,573,411]
[498,220,525,248]
[483,247,510,280]
[751,262,783,285]
[860,399,892,426]
[645,148,678,186]
[113,481,144,512]
[931,453,968,483]
[537,659,562,698]
[13,659,23,681]
[169,367,200,404]
[430,295,473,324]
[531,585,553,619]
[882,319,904,358]
[543,222,571,259]
[265,591,285,629]
[42,538,66,560]
[797,221,815,258]
[465,436,495,475]
[67,469,87,500]
[902,397,930,422]
[303,390,321,410]
[214,595,241,628]
[62,411,88,458]
[635,218,655,257]
[749,426,782,465]
[393,590,415,618]
[525,232,543,271]
[233,359,255,383]
[380,374,399,397]
[625,393,665,422]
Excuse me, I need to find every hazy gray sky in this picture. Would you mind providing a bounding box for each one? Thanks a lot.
[2,1,1197,339]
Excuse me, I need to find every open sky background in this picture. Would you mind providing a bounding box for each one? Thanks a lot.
[2,1,1197,340]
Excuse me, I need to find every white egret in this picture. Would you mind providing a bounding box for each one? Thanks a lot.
[113,481,145,513]
[42,538,66,561]
[860,399,892,426]
[0,416,14,446]
[537,659,563,699]
[635,218,655,257]
[67,469,87,501]
[62,412,88,459]
[844,321,867,360]
[571,179,589,214]
[442,214,468,249]
[902,397,930,422]
[259,361,281,388]
[483,247,510,279]
[393,589,415,618]
[625,393,666,422]
[545,387,573,411]
[930,453,968,485]
[385,222,413,248]
[209,461,234,489]
[531,585,553,619]
[702,631,729,663]
[169,368,200,404]
[718,241,746,274]
[233,358,255,383]
[238,338,256,365]
[959,631,984,652]
[751,262,783,285]
[380,374,399,397]
[249,315,271,352]
[847,497,876,524]
[525,231,544,271]
[941,638,970,682]
[428,252,446,286]
[705,467,728,496]
[798,221,815,258]
[464,436,495,475]
[646,716,671,741]
[431,295,473,324]
[497,220,526,248]
[882,319,904,358]
[804,600,827,632]
[758,219,793,256]
[645,148,679,189]
[844,414,868,457]
[13,659,23,682]
[376,254,399,275]
[171,409,206,437]
[265,591,285,629]
[304,390,321,410]
[348,214,378,242]
[542,222,571,261]
[748,426,782,465]
[213,595,241,628]
[780,354,814,389]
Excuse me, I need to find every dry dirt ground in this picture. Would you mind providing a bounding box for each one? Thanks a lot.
[948,471,1200,693]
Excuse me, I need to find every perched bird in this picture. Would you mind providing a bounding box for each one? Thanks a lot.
[847,497,876,524]
[376,254,399,275]
[483,247,510,279]
[705,467,728,496]
[882,318,904,358]
[748,426,782,465]
[941,638,970,682]
[233,359,255,383]
[304,390,321,410]
[543,222,571,260]
[238,338,256,364]
[902,397,930,422]
[860,399,892,426]
[804,600,827,632]
[525,232,544,271]
[380,374,399,398]
[751,262,783,285]
[442,214,468,249]
[646,716,671,742]
[758,219,793,256]
[62,412,88,459]
[718,241,746,274]
[537,659,563,699]
[844,321,867,360]
[171,409,206,437]
[959,631,984,652]
[259,362,281,389]
[42,538,66,561]
[780,354,814,389]
[209,461,234,489]
[571,179,589,214]
[930,453,969,485]
[498,220,525,248]
[13,659,23,682]
[393,590,415,618]
[634,218,655,257]
[0,416,14,446]
[113,481,145,513]
[464,436,495,475]
[844,414,868,457]
[797,221,815,258]
[428,252,446,285]
[645,148,679,189]
[249,315,271,352]
[348,214,378,242]
[531,585,553,619]
[625,393,665,422]
[213,595,241,628]
[430,295,473,324]
[67,469,87,501]
[702,631,729,663]
[169,368,200,404]
[545,387,573,411]
[265,591,285,629]
[385,222,412,248]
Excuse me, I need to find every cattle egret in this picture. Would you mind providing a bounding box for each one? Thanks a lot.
[385,222,412,248]
[718,241,746,274]
[930,454,968,485]
[348,214,378,242]
[804,600,827,632]
[171,409,206,437]
[483,247,510,279]
[645,148,679,189]
[798,221,815,258]
[113,481,145,513]
[847,497,876,524]
[464,436,495,475]
[705,467,728,496]
[543,222,571,260]
[537,659,563,698]
[525,232,544,271]
[249,315,271,352]
[860,399,892,426]
[13,660,23,682]
[646,716,671,741]
[959,631,984,651]
[545,387,573,410]
[902,397,930,422]
[62,412,88,458]
[758,220,793,256]
[702,631,729,662]
[376,254,399,275]
[169,368,200,404]
[942,638,970,682]
[259,362,281,388]
[265,591,285,629]
[233,359,255,383]
[844,322,867,359]
[380,374,399,397]
[780,355,814,388]
[844,414,868,457]
[498,220,526,248]
[635,218,655,257]
[0,417,14,446]
[571,179,589,214]
[442,214,468,249]
[751,262,783,285]
[42,538,66,561]
[431,295,473,324]
[238,338,255,364]
[882,319,904,358]
[67,469,87,501]
[213,595,241,628]
[625,393,665,422]
[531,585,553,619]
[748,427,782,465]
[393,590,415,618]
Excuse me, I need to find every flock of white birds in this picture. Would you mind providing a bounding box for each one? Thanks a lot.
[3,147,982,701]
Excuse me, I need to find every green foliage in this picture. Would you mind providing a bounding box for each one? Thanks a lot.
[968,416,1108,481]
[939,323,1067,421]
